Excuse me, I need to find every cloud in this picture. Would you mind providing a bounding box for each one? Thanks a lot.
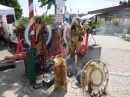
[72,7,91,14]
[97,0,104,1]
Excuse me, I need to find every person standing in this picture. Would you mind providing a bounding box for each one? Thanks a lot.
[68,16,84,61]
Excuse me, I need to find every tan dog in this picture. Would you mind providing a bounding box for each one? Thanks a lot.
[53,55,68,92]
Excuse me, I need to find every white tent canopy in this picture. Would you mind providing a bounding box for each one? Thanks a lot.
[81,14,96,19]
[0,4,16,41]
[0,4,15,15]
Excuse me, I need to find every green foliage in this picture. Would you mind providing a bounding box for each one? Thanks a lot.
[97,19,105,26]
[0,0,23,19]
[127,28,130,34]
[34,15,54,25]
[16,17,29,32]
[38,0,54,9]
[91,23,97,29]
[38,0,66,9]
[16,15,54,33]
[89,19,105,31]
[124,37,130,41]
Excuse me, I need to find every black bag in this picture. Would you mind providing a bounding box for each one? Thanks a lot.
[6,15,15,24]
[42,74,55,88]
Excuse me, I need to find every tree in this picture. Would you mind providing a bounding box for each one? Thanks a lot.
[38,0,54,10]
[0,0,23,19]
[38,0,66,10]
[34,14,54,25]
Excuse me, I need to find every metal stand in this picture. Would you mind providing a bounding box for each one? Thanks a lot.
[91,34,96,44]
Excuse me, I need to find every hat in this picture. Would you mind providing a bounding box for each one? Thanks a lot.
[72,16,81,25]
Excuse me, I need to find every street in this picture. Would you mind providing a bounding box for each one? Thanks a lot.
[0,35,130,97]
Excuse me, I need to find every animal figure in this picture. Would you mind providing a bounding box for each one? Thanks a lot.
[90,61,98,70]
[53,55,68,92]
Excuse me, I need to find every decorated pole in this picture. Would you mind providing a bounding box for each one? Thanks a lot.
[29,0,35,47]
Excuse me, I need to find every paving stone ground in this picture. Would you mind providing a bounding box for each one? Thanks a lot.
[0,35,130,97]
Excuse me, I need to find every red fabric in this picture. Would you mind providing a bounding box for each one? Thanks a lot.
[16,33,22,54]
[31,35,35,47]
[58,29,62,54]
[15,33,26,60]
[80,30,89,51]
[47,33,57,60]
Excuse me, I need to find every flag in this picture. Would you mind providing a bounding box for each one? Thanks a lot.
[70,7,72,14]
[76,10,80,16]
[35,5,37,15]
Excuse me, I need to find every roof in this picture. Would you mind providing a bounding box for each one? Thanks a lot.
[88,3,130,14]
[81,14,96,19]
[0,4,15,15]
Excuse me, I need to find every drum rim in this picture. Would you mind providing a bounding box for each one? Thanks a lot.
[80,59,109,96]
[24,24,52,46]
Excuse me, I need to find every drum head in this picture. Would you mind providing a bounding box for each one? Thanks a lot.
[89,68,103,87]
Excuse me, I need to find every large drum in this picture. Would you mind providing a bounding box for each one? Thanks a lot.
[80,59,109,97]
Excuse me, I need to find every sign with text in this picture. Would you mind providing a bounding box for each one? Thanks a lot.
[56,5,63,14]
[65,12,69,20]
[55,14,63,23]
[55,0,65,6]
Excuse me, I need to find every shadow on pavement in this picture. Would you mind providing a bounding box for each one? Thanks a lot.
[7,49,16,55]
[47,90,67,97]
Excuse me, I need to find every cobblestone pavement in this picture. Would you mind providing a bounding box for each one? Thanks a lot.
[101,48,130,97]
[88,35,130,49]
[0,36,130,97]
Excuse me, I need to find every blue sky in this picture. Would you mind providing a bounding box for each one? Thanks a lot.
[18,0,120,17]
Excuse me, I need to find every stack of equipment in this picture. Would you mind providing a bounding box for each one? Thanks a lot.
[0,58,15,71]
